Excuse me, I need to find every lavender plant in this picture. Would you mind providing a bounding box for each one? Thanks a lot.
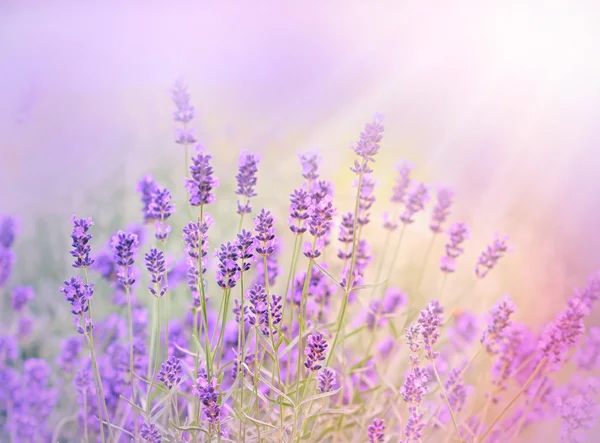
[1,82,599,443]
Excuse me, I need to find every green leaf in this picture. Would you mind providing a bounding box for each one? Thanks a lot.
[313,261,342,287]
[169,421,209,435]
[343,325,366,340]
[351,278,388,291]
[297,388,341,408]
[241,411,280,431]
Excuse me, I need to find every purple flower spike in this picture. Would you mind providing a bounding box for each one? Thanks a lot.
[305,196,335,258]
[299,151,320,182]
[367,417,386,443]
[70,216,95,268]
[158,356,182,390]
[11,286,34,313]
[357,174,376,226]
[236,151,260,215]
[289,188,311,234]
[186,146,219,206]
[305,332,328,371]
[351,116,385,174]
[576,327,600,370]
[540,295,588,365]
[60,277,94,334]
[0,215,18,248]
[556,376,600,443]
[401,366,429,404]
[148,186,175,223]
[382,212,398,231]
[111,231,139,287]
[404,406,426,442]
[391,161,412,204]
[247,284,267,328]
[140,422,162,443]
[136,175,158,223]
[430,187,454,233]
[145,248,167,297]
[475,233,510,278]
[254,209,276,257]
[481,295,515,355]
[318,367,336,393]
[171,79,196,125]
[418,301,443,360]
[215,242,241,289]
[0,247,15,288]
[194,370,221,424]
[253,241,280,288]
[401,183,429,224]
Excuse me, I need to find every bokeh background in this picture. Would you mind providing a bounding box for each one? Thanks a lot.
[1,1,600,439]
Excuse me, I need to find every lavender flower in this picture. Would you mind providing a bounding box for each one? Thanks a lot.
[368,418,386,442]
[111,231,139,287]
[305,332,328,371]
[70,216,94,268]
[236,151,260,215]
[0,246,14,288]
[140,422,162,443]
[183,214,212,302]
[391,161,412,204]
[304,196,335,259]
[404,407,426,442]
[351,117,385,174]
[148,186,175,241]
[215,242,241,289]
[254,209,276,256]
[158,356,182,390]
[289,188,311,234]
[576,327,600,370]
[57,337,82,373]
[481,295,515,354]
[337,212,354,259]
[430,187,454,233]
[11,286,34,313]
[318,367,336,393]
[357,174,376,226]
[145,248,167,297]
[406,322,423,354]
[253,241,280,287]
[74,366,93,393]
[194,370,221,424]
[401,366,429,404]
[136,175,158,223]
[401,182,429,224]
[418,301,443,360]
[186,146,219,206]
[60,276,93,317]
[556,377,600,443]
[299,151,320,182]
[540,295,588,365]
[382,211,398,231]
[475,233,510,278]
[440,222,470,273]
[0,215,18,248]
[247,284,267,329]
[443,368,468,414]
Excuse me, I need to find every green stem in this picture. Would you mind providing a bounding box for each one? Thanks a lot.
[432,360,462,442]
[413,233,437,294]
[477,357,547,443]
[125,282,138,439]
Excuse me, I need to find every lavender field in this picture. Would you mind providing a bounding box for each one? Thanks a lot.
[1,2,600,443]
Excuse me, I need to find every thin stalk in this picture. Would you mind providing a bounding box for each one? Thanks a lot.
[146,295,160,414]
[198,207,212,379]
[124,282,139,439]
[368,228,392,299]
[83,383,89,443]
[380,223,407,299]
[213,288,231,369]
[162,239,170,358]
[477,357,547,443]
[413,233,437,294]
[432,360,462,442]
[327,171,364,366]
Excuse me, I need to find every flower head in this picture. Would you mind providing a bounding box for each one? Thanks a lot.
[418,301,443,360]
[0,215,18,248]
[430,187,454,233]
[401,366,429,404]
[318,368,336,393]
[540,296,588,365]
[136,175,158,223]
[70,216,94,268]
[299,151,320,182]
[481,295,515,354]
[158,356,182,390]
[171,79,195,124]
[11,286,34,313]
[475,233,510,278]
[111,231,139,287]
[401,183,429,224]
[236,151,260,215]
[140,422,162,443]
[351,117,385,174]
[148,186,175,222]
[254,209,276,256]
[305,332,328,371]
[391,161,412,204]
[368,418,386,443]
[186,146,219,206]
[289,188,311,234]
[145,248,167,297]
[215,242,241,289]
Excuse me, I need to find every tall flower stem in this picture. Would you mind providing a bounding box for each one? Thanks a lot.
[146,295,160,414]
[327,172,363,366]
[432,360,462,442]
[380,223,407,300]
[124,282,138,439]
[413,233,437,294]
[477,357,547,443]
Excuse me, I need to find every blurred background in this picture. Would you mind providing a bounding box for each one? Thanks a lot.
[1,0,600,337]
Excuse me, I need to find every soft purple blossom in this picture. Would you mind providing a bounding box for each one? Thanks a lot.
[60,276,93,317]
[357,174,376,226]
[289,188,311,234]
[111,231,139,287]
[304,195,335,259]
[186,146,219,206]
[236,152,260,215]
[57,337,82,373]
[318,368,336,393]
[481,295,515,355]
[141,422,162,443]
[351,117,385,174]
[254,209,276,257]
[475,233,510,278]
[171,79,196,125]
[305,332,328,371]
[0,246,15,288]
[70,216,94,268]
[337,212,355,259]
[145,248,168,297]
[576,327,600,370]
[368,418,386,443]
[404,407,426,442]
[253,241,280,288]
[194,370,221,424]
[401,183,429,224]
[158,356,182,390]
[11,286,34,312]
[215,242,241,289]
[299,151,320,182]
[0,215,18,248]
[183,214,212,302]
[430,187,454,233]
[391,161,412,204]
[148,186,175,222]
[136,175,158,223]
[401,366,429,404]
[418,301,443,360]
[555,376,600,443]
